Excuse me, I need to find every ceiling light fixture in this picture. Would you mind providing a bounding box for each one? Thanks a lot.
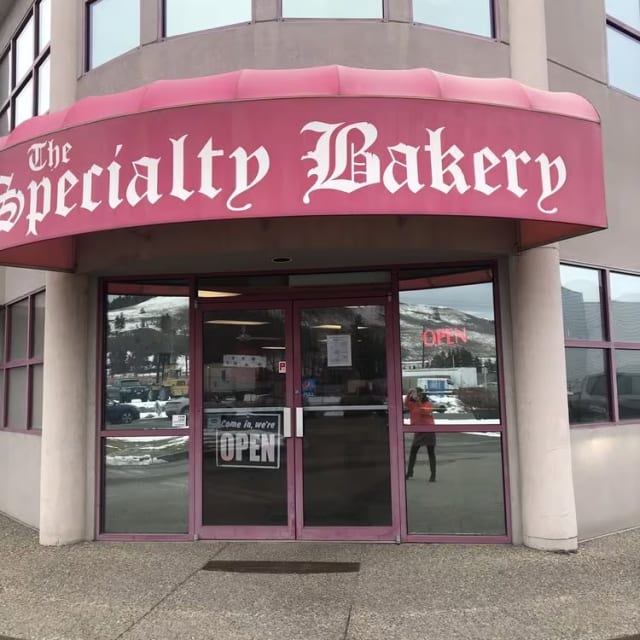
[312,324,343,330]
[198,290,242,298]
[271,256,292,264]
[206,320,270,326]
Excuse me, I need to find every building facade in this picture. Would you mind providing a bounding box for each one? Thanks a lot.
[0,0,637,549]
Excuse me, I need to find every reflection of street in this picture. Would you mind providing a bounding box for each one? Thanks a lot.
[103,459,188,533]
[404,432,505,535]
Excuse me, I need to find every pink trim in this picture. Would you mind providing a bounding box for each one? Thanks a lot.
[1,65,599,149]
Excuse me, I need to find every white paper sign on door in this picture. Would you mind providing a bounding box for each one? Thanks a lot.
[326,334,352,367]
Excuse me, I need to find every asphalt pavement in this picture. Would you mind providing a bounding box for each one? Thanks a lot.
[0,513,639,640]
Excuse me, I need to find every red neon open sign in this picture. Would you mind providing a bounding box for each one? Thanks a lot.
[422,327,468,347]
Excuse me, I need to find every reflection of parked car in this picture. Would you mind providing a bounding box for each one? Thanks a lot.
[570,372,640,421]
[164,397,189,417]
[105,400,140,424]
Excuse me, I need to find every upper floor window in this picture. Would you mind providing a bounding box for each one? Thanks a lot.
[87,0,140,69]
[606,0,640,96]
[412,0,493,37]
[0,0,50,134]
[0,291,46,432]
[282,0,383,19]
[164,0,251,37]
[561,264,640,425]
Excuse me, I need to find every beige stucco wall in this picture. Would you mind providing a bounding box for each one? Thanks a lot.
[547,2,640,540]
[0,431,40,528]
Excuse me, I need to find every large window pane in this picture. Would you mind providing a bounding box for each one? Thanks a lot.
[165,0,251,37]
[413,0,492,37]
[560,265,604,340]
[31,364,43,429]
[607,26,640,96]
[14,78,34,127]
[404,431,505,535]
[105,288,190,429]
[610,272,640,342]
[0,370,4,427]
[566,348,610,423]
[38,0,51,52]
[399,269,499,423]
[89,0,140,69]
[33,292,45,358]
[37,55,50,115]
[15,15,35,82]
[615,350,640,420]
[0,107,9,136]
[9,299,29,361]
[102,436,189,533]
[282,0,382,19]
[7,367,28,428]
[606,0,640,31]
[0,308,5,362]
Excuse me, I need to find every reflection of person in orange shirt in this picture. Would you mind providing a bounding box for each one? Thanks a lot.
[404,388,437,482]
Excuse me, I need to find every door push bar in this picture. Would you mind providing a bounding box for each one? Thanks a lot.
[283,407,304,438]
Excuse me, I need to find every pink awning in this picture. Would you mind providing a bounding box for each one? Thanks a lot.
[0,65,606,270]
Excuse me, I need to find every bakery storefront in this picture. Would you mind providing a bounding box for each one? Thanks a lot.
[0,67,606,543]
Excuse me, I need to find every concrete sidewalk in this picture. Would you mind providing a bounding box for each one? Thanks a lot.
[0,515,638,640]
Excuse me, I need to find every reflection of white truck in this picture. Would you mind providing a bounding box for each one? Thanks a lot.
[405,367,478,394]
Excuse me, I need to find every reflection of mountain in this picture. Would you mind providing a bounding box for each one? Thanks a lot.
[400,304,496,360]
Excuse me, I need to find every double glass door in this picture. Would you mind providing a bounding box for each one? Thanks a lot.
[197,298,395,540]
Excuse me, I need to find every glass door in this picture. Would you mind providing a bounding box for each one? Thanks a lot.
[197,304,294,539]
[196,298,398,540]
[293,299,397,540]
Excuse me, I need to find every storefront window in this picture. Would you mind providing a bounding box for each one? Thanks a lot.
[614,350,640,421]
[88,0,140,69]
[404,431,505,535]
[103,284,190,430]
[282,0,383,19]
[102,436,189,533]
[412,0,493,37]
[165,0,251,37]
[399,268,499,424]
[606,1,640,96]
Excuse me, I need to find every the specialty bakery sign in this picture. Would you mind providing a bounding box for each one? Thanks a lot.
[0,97,606,251]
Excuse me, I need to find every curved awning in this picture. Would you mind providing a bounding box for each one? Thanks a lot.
[0,65,606,270]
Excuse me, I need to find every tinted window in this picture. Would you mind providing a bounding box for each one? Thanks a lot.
[615,350,640,420]
[610,272,640,342]
[606,0,640,30]
[560,265,604,340]
[413,0,492,37]
[165,0,251,37]
[89,0,140,68]
[607,26,640,96]
[566,348,610,424]
[282,0,382,19]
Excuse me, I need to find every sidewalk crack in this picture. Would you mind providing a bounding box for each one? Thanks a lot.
[112,543,230,640]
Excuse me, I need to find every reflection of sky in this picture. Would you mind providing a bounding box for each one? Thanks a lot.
[399,284,494,320]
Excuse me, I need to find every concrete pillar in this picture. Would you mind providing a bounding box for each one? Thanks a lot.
[39,273,90,545]
[39,0,89,545]
[508,0,578,551]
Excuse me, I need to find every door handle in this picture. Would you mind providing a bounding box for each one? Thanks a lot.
[283,407,292,438]
[296,407,304,438]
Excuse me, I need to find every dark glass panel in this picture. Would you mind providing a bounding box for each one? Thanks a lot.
[560,265,604,340]
[7,367,27,428]
[33,292,45,358]
[302,409,391,527]
[615,350,640,420]
[9,300,29,361]
[102,436,189,533]
[31,364,43,429]
[610,272,640,342]
[566,348,610,423]
[404,431,506,535]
